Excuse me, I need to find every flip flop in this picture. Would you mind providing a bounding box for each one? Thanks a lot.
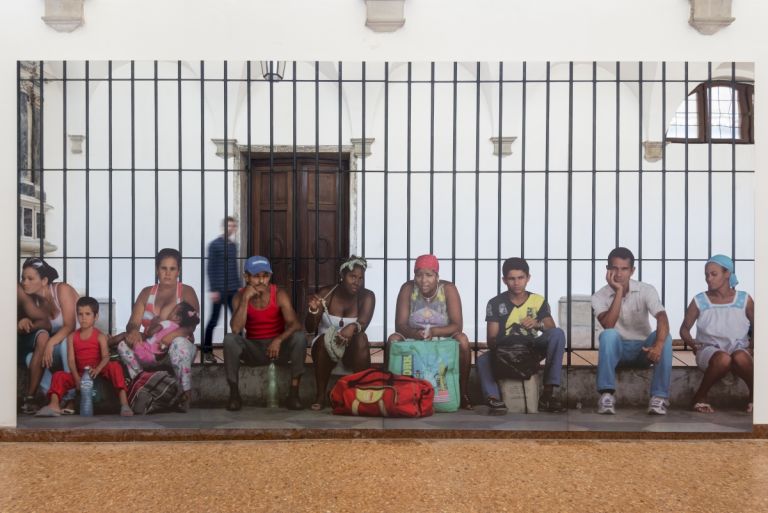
[120,405,135,417]
[693,402,715,413]
[60,408,76,415]
[34,406,61,417]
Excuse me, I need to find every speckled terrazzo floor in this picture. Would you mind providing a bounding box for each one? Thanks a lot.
[1,439,767,512]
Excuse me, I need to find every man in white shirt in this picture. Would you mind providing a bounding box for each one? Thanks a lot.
[592,247,673,415]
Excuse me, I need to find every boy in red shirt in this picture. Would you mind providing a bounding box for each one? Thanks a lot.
[35,296,133,417]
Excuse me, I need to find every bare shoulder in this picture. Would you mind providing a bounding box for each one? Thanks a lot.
[275,286,293,303]
[440,280,458,292]
[181,283,199,299]
[57,282,79,298]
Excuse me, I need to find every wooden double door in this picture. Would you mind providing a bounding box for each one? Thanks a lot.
[249,154,350,311]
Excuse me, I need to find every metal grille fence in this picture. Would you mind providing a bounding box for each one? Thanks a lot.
[17,60,755,364]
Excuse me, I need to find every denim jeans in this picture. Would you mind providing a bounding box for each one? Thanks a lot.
[596,329,673,398]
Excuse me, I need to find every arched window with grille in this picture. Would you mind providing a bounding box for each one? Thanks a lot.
[666,81,754,144]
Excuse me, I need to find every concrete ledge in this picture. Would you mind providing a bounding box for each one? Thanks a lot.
[18,364,751,410]
[187,364,749,410]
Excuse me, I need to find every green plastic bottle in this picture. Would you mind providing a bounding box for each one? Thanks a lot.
[266,361,279,408]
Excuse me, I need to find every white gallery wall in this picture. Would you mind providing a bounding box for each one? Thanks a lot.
[0,0,766,427]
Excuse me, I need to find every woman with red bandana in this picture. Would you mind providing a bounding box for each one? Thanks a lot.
[387,254,473,409]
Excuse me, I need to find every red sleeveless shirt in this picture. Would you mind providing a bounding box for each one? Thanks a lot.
[244,284,285,340]
[73,328,102,373]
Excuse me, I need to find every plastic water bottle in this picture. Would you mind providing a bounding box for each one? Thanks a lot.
[266,361,279,408]
[80,367,94,417]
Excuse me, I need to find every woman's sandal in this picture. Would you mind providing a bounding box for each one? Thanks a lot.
[692,402,715,413]
[460,394,473,411]
[310,396,327,411]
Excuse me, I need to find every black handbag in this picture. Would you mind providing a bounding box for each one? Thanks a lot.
[491,333,543,380]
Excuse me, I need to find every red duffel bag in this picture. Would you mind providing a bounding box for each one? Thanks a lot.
[330,368,435,418]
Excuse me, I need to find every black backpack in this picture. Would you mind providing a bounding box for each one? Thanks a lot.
[491,333,543,380]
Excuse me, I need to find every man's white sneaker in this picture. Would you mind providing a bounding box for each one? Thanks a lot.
[648,396,669,415]
[597,392,616,414]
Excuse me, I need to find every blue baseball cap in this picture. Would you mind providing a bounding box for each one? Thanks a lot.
[244,256,272,275]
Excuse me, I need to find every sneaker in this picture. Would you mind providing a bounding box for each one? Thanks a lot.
[486,396,508,415]
[648,396,669,415]
[538,395,566,413]
[203,353,216,364]
[597,392,616,414]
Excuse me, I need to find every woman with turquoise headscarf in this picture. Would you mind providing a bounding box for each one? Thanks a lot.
[680,255,754,414]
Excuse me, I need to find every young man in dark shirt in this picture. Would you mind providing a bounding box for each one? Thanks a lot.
[478,258,566,414]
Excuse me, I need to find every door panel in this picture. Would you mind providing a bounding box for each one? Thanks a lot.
[250,155,349,312]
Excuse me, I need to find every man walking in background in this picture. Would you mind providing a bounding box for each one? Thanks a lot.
[203,217,241,363]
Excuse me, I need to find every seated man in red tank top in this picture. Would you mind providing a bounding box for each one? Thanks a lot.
[223,256,306,411]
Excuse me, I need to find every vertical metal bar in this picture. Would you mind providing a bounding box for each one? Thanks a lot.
[565,62,573,367]
[221,60,229,362]
[707,62,713,258]
[521,62,527,259]
[661,62,667,305]
[178,61,183,261]
[108,61,113,334]
[473,61,481,349]
[362,62,367,257]
[544,61,550,300]
[337,62,343,265]
[429,62,435,255]
[199,61,206,335]
[314,61,320,288]
[38,61,45,258]
[154,60,159,257]
[638,62,643,281]
[269,61,275,260]
[614,61,620,247]
[496,62,503,295]
[62,61,68,282]
[84,61,89,294]
[590,61,597,350]
[291,61,298,298]
[383,62,389,342]
[451,62,457,285]
[731,62,737,264]
[406,62,412,278]
[683,61,689,347]
[131,61,136,300]
[16,61,21,278]
[246,61,253,257]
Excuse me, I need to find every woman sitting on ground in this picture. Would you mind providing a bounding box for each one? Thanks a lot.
[387,254,473,410]
[118,248,200,410]
[306,256,375,411]
[18,258,79,414]
[680,254,754,414]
